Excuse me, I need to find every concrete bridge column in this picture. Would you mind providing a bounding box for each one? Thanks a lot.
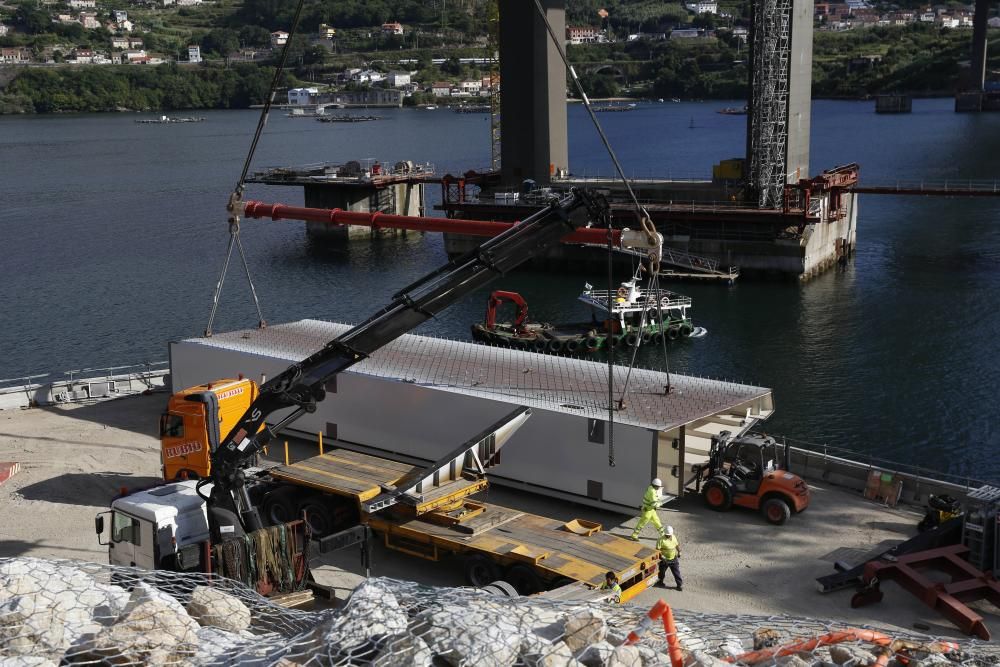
[499,0,569,187]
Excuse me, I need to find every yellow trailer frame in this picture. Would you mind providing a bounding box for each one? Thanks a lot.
[268,448,658,601]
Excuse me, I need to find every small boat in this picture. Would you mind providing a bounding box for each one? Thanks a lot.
[135,115,205,124]
[471,269,703,354]
[454,104,490,113]
[592,103,636,112]
[315,115,381,123]
[424,105,438,110]
[717,105,748,115]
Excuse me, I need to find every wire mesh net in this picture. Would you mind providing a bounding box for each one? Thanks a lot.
[1,557,997,666]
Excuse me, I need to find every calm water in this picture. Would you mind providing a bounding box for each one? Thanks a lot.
[2,100,999,480]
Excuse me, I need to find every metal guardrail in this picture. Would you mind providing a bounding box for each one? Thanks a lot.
[776,434,995,492]
[852,179,1000,195]
[580,289,692,310]
[0,362,170,409]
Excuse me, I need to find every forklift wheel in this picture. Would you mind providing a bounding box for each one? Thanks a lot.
[703,478,733,511]
[761,498,792,526]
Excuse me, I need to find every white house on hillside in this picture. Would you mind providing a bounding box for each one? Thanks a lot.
[287,87,318,105]
[387,71,411,88]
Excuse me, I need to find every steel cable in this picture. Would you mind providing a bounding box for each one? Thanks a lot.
[204,0,306,336]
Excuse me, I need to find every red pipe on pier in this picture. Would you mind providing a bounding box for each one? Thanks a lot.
[241,200,623,247]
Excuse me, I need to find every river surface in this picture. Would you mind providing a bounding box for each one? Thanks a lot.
[2,100,999,481]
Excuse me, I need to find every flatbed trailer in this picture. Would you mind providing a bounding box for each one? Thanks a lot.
[264,448,659,601]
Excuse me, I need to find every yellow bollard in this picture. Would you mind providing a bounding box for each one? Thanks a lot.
[284,441,289,466]
[319,431,324,455]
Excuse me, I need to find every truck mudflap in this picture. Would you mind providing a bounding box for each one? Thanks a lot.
[211,519,310,596]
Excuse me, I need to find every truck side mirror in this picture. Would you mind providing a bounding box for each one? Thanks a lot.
[95,511,110,546]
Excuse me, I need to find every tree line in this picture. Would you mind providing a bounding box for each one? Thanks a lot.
[0,63,285,114]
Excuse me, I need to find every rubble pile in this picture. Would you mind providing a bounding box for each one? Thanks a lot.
[0,558,996,667]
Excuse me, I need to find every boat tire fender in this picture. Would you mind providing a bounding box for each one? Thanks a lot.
[585,336,600,351]
[625,332,639,347]
[640,331,653,345]
[680,323,694,337]
[548,339,564,353]
[533,339,548,352]
[565,339,581,353]
[666,327,680,341]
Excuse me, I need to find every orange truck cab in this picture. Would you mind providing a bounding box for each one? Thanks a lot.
[159,377,259,480]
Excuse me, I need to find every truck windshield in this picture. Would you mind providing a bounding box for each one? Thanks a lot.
[112,512,141,545]
[160,413,184,438]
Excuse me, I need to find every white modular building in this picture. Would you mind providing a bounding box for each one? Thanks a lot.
[169,320,773,512]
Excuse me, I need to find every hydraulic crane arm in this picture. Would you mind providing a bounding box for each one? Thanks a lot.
[202,189,615,540]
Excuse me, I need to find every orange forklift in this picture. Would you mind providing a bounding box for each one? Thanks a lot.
[692,431,810,525]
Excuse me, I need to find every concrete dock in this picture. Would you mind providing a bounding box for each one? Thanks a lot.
[1,393,998,640]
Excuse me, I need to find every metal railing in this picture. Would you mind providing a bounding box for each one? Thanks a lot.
[579,288,692,310]
[776,433,995,492]
[852,178,1000,195]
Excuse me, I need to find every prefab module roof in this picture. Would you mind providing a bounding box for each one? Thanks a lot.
[184,319,771,432]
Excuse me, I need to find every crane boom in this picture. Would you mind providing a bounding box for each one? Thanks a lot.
[201,189,616,541]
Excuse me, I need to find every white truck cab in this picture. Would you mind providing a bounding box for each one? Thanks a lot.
[96,480,211,571]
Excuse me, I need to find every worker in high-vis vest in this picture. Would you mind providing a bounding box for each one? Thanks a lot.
[656,525,683,591]
[599,571,622,603]
[629,477,666,541]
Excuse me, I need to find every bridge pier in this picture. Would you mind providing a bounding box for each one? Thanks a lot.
[498,0,569,186]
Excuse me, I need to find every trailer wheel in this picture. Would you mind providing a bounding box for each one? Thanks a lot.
[762,498,792,526]
[262,488,297,526]
[548,577,575,591]
[464,554,502,587]
[298,496,342,538]
[505,564,544,595]
[483,580,520,598]
[703,478,733,511]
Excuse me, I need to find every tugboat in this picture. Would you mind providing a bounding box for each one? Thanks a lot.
[471,271,706,354]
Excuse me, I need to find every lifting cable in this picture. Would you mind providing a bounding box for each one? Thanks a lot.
[532,0,668,466]
[204,0,307,336]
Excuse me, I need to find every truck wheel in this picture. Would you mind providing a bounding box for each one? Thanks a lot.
[762,498,792,526]
[464,554,502,587]
[262,488,297,526]
[504,564,543,595]
[702,478,733,511]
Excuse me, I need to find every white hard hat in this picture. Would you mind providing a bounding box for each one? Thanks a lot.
[665,525,674,536]
[652,478,663,488]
